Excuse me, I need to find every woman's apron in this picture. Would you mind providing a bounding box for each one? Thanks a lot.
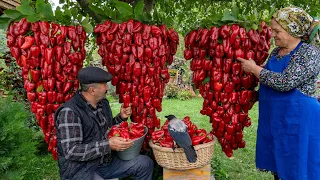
[256,42,320,180]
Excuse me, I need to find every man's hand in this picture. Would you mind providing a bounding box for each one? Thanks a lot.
[120,103,132,119]
[109,137,134,151]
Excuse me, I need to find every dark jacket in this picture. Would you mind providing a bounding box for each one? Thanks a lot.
[54,92,123,180]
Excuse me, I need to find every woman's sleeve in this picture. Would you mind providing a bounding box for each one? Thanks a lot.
[259,46,320,91]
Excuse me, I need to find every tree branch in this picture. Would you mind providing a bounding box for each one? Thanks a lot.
[76,0,102,23]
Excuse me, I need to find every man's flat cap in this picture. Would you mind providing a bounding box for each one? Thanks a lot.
[77,67,112,84]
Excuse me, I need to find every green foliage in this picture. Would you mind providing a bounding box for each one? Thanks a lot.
[164,84,179,98]
[0,96,35,175]
[0,29,25,100]
[0,96,59,180]
[177,89,193,101]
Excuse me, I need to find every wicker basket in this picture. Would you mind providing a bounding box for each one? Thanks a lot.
[149,139,215,170]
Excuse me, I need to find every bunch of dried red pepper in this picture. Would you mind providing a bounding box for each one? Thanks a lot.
[107,121,145,140]
[151,116,214,148]
[6,18,87,160]
[94,20,179,148]
[184,22,272,157]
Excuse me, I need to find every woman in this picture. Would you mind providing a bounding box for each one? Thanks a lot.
[238,7,320,180]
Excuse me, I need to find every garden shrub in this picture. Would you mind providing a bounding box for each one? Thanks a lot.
[0,96,38,179]
[164,84,179,98]
[177,89,193,100]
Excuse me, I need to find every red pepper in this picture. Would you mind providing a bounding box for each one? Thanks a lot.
[232,62,241,75]
[210,26,219,41]
[247,29,259,44]
[151,25,162,37]
[109,22,119,34]
[21,36,34,49]
[229,24,240,44]
[53,46,63,62]
[149,37,158,50]
[67,26,77,40]
[47,77,55,91]
[47,91,56,103]
[219,25,230,39]
[118,22,127,35]
[211,68,222,83]
[27,92,37,102]
[184,49,193,60]
[51,22,59,36]
[10,46,20,60]
[68,53,80,65]
[223,58,233,73]
[143,86,151,102]
[123,93,130,108]
[213,57,222,68]
[239,90,249,105]
[65,94,73,102]
[142,24,151,40]
[72,36,80,51]
[245,50,255,60]
[18,18,30,35]
[119,121,129,128]
[107,128,120,139]
[229,92,238,104]
[222,37,230,53]
[120,131,130,139]
[215,44,224,58]
[239,27,246,41]
[39,21,50,35]
[30,45,40,57]
[63,82,73,94]
[192,135,206,146]
[31,69,40,83]
[213,82,223,92]
[24,80,36,92]
[45,48,53,65]
[133,62,142,77]
[168,28,179,43]
[241,75,251,89]
[224,82,235,93]
[55,92,64,103]
[235,49,244,59]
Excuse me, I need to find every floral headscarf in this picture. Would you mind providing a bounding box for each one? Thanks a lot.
[273,6,320,47]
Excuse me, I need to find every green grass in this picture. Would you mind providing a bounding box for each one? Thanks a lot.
[1,97,273,180]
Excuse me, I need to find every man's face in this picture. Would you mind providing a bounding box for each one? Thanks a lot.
[92,82,109,101]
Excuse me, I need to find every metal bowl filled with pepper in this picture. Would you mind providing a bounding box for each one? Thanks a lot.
[107,122,148,160]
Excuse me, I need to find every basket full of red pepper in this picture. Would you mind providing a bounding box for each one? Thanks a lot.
[149,116,215,170]
[107,121,148,160]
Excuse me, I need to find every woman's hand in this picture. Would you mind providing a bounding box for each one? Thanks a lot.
[237,57,263,78]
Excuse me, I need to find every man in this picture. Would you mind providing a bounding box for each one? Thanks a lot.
[54,67,154,180]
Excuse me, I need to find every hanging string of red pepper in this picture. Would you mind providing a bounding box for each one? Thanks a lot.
[184,22,272,157]
[6,18,87,160]
[94,20,179,149]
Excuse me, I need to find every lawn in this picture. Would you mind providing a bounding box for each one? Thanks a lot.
[0,97,273,180]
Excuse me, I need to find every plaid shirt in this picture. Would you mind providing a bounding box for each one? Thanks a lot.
[56,100,122,162]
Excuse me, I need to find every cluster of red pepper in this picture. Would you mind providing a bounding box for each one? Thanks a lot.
[94,20,179,149]
[151,116,214,148]
[6,18,87,160]
[184,22,272,157]
[107,121,145,140]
